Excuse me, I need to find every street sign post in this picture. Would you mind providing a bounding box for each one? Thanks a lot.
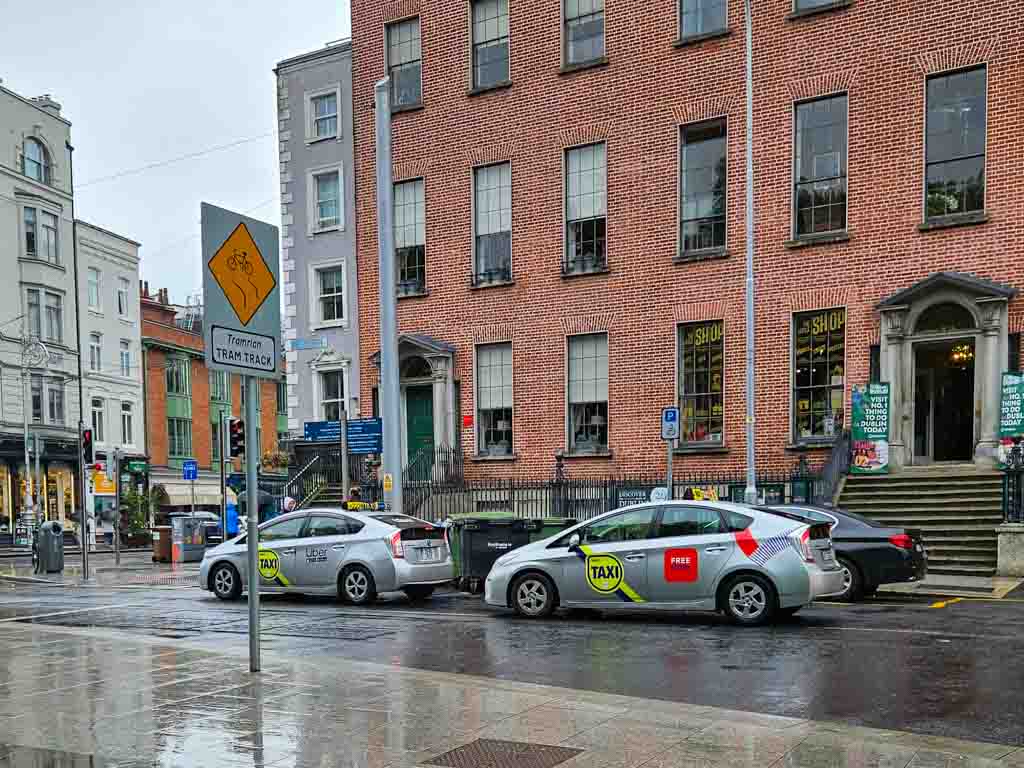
[202,203,280,675]
[183,459,198,518]
[661,407,680,497]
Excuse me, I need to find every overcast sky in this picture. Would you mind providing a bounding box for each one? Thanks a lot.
[4,0,350,303]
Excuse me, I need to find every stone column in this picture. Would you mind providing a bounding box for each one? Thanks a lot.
[881,308,908,469]
[427,355,450,451]
[975,298,1005,468]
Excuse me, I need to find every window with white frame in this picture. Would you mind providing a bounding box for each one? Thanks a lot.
[39,212,58,264]
[120,340,131,377]
[26,289,41,339]
[30,375,43,423]
[168,418,192,458]
[117,277,130,317]
[473,162,512,285]
[565,143,607,274]
[91,397,105,442]
[567,333,609,454]
[564,0,605,66]
[472,0,510,90]
[312,170,341,230]
[166,356,189,396]
[321,370,344,421]
[44,293,62,344]
[89,333,102,372]
[30,376,63,425]
[310,91,339,140]
[476,343,513,456]
[121,402,134,445]
[23,139,50,184]
[316,266,345,323]
[47,378,64,425]
[87,268,101,310]
[210,370,230,402]
[394,179,426,295]
[24,208,37,257]
[386,17,422,109]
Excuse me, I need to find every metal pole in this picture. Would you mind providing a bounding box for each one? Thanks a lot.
[245,375,260,673]
[219,416,227,540]
[375,77,402,515]
[113,449,120,567]
[666,441,673,499]
[340,407,350,500]
[80,421,89,579]
[22,365,32,527]
[743,0,757,505]
[34,433,42,522]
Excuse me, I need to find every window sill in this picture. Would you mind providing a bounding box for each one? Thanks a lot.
[562,450,613,459]
[311,321,347,331]
[559,56,609,76]
[88,309,104,318]
[918,211,989,232]
[470,278,515,290]
[674,444,730,455]
[673,28,732,48]
[785,440,837,451]
[119,316,134,325]
[786,0,853,21]
[391,102,424,116]
[471,453,518,462]
[18,257,65,272]
[784,232,851,249]
[305,135,339,145]
[397,288,430,300]
[468,81,512,97]
[675,246,729,264]
[561,265,610,280]
[311,225,342,236]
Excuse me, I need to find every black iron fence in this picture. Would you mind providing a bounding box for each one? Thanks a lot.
[1003,442,1024,523]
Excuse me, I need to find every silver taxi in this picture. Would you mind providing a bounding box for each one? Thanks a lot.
[484,501,843,625]
[199,508,453,604]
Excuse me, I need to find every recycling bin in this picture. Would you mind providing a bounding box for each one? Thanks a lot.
[530,517,579,543]
[152,526,172,563]
[453,518,541,594]
[170,516,206,563]
[35,521,64,574]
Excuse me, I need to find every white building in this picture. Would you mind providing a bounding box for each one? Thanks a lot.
[76,220,144,529]
[0,83,82,538]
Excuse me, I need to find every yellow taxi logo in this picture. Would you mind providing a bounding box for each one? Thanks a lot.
[257,549,280,580]
[585,553,624,594]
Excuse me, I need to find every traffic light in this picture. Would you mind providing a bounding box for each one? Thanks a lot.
[229,419,246,458]
[81,427,94,465]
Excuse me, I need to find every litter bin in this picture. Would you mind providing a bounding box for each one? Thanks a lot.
[454,518,541,594]
[530,517,579,543]
[35,521,64,574]
[170,516,207,563]
[152,525,172,563]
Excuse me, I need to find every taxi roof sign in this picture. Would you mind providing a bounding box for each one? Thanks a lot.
[201,203,281,380]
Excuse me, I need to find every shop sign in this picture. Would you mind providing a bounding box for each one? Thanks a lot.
[998,372,1024,467]
[126,460,149,474]
[851,383,890,474]
[92,470,116,496]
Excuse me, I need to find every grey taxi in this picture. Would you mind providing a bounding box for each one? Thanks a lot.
[199,508,453,604]
[484,500,843,625]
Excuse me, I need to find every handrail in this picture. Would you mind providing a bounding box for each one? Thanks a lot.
[815,430,852,506]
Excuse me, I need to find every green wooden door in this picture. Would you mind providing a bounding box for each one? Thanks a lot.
[405,385,435,465]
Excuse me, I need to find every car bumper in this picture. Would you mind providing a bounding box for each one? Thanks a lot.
[393,559,455,588]
[484,567,511,607]
[809,564,845,599]
[198,559,211,591]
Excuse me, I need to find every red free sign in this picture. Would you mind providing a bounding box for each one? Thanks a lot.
[664,548,699,583]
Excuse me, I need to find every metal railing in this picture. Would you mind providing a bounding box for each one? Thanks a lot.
[813,429,852,507]
[403,445,464,486]
[1003,442,1023,523]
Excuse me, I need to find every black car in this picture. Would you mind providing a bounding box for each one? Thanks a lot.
[760,505,927,601]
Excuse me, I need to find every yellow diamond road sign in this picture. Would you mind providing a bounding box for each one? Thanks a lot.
[207,222,276,326]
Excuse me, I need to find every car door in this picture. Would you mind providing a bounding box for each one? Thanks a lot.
[294,514,360,589]
[645,505,737,604]
[557,506,656,607]
[256,514,308,591]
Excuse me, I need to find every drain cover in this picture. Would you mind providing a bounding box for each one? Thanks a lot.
[427,739,582,768]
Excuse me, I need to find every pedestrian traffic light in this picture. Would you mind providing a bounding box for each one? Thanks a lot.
[81,428,94,465]
[229,419,245,458]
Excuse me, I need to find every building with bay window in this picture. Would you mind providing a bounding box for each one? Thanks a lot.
[274,39,361,439]
[349,0,1021,481]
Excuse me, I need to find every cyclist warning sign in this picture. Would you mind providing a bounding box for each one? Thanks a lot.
[207,222,276,326]
[201,203,280,379]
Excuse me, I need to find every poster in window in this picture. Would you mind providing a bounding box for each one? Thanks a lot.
[998,372,1024,467]
[851,383,889,474]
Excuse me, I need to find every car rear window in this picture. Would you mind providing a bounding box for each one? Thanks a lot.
[370,514,431,530]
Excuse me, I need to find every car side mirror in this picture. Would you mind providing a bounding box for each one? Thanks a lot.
[568,533,580,548]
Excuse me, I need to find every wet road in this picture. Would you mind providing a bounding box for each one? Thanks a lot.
[2,581,1023,747]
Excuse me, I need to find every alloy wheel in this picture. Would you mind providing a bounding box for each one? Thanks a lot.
[345,570,369,601]
[213,567,234,597]
[729,581,767,620]
[515,578,548,616]
[840,564,854,596]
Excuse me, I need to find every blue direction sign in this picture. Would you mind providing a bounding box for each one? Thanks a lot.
[288,338,327,352]
[304,418,383,455]
[182,459,199,481]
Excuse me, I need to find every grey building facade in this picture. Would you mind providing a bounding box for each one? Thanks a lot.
[275,40,360,437]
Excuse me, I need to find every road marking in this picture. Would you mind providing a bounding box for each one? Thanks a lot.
[0,604,143,624]
[929,597,964,609]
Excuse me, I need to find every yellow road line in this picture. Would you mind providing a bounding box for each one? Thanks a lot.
[930,597,964,609]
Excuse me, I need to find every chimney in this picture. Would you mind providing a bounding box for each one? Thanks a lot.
[31,94,62,116]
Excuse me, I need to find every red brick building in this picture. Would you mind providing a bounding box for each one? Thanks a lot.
[351,0,1023,479]
[141,286,283,508]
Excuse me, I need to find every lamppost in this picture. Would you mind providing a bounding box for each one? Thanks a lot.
[21,329,50,526]
[743,0,758,504]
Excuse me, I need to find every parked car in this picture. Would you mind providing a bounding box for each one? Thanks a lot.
[484,501,843,626]
[761,505,927,601]
[200,508,453,603]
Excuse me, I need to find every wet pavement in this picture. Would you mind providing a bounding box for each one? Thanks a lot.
[0,618,1021,768]
[2,580,1024,748]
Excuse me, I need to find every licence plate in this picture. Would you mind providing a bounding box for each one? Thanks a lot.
[418,547,441,563]
[822,549,836,565]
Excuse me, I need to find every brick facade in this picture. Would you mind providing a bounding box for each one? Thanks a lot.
[351,0,1023,477]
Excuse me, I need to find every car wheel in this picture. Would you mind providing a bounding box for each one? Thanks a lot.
[722,574,777,626]
[836,557,863,602]
[403,585,434,602]
[211,563,242,601]
[511,572,557,618]
[340,566,377,605]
